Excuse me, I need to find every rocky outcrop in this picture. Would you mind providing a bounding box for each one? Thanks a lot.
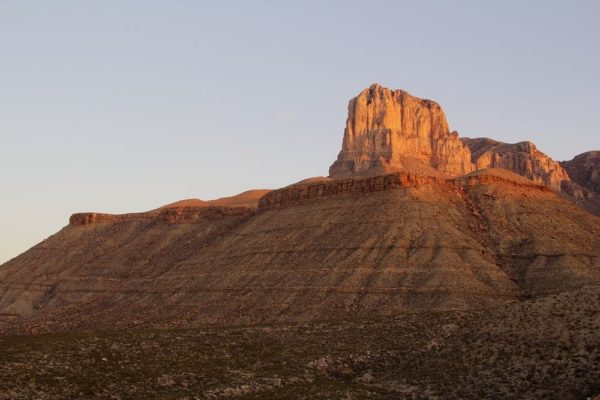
[259,169,550,209]
[559,151,600,215]
[328,84,576,195]
[454,169,552,192]
[258,173,445,209]
[461,138,570,191]
[70,206,254,226]
[561,151,600,195]
[69,212,155,226]
[329,83,474,179]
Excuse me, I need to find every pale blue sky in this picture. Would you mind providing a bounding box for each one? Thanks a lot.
[1,0,599,264]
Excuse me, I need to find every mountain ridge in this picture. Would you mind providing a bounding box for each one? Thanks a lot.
[1,83,599,336]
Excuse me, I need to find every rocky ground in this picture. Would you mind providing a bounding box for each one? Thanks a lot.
[1,286,598,400]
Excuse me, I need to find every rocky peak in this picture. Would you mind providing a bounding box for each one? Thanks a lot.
[329,84,474,179]
[328,84,575,195]
[461,137,570,191]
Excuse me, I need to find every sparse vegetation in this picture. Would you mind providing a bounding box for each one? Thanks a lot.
[1,287,598,399]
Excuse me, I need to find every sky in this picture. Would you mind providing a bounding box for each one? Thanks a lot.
[1,0,599,264]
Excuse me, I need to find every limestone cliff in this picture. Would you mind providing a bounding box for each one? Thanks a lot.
[461,138,569,191]
[329,84,474,179]
[328,84,575,195]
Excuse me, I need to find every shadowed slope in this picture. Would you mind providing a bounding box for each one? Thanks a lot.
[560,151,600,215]
[562,151,600,195]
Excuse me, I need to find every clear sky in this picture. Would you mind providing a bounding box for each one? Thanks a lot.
[1,0,599,264]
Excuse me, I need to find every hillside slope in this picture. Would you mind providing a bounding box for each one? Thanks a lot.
[1,171,599,334]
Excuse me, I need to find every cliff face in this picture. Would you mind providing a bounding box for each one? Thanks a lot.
[461,138,570,191]
[329,84,474,179]
[329,84,576,195]
[259,173,445,208]
[69,206,254,226]
[259,169,550,210]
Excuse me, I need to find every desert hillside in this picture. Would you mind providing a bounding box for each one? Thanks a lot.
[1,287,598,399]
[1,169,599,334]
[1,83,600,399]
[2,85,600,335]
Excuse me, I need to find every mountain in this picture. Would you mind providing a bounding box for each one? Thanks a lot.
[328,84,600,215]
[2,83,600,399]
[1,168,599,334]
[1,84,599,336]
[327,84,582,190]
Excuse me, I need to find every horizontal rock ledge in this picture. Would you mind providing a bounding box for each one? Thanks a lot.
[69,172,552,225]
[258,171,551,209]
[69,206,255,226]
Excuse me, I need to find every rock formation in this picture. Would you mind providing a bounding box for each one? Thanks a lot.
[329,83,474,179]
[327,84,575,194]
[461,137,570,191]
[559,151,600,215]
[69,206,254,226]
[2,84,599,400]
[561,151,600,195]
[259,169,550,209]
[1,84,599,336]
